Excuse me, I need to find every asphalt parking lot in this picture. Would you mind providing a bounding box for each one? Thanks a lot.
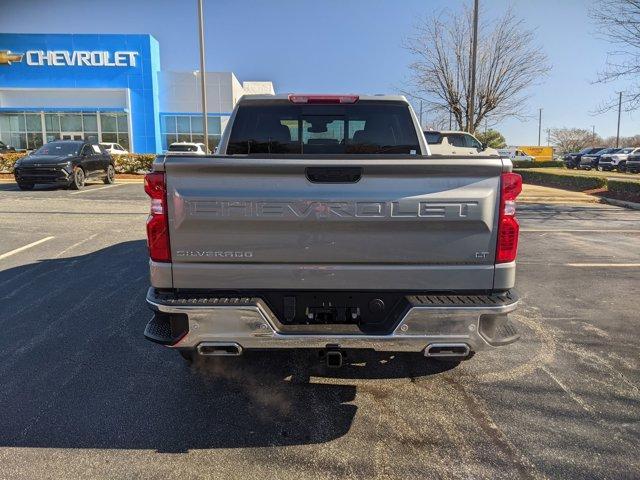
[0,181,638,480]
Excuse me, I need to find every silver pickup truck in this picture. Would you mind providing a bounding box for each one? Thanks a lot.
[143,94,522,367]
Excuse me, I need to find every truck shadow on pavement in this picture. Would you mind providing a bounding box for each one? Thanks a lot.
[0,240,456,452]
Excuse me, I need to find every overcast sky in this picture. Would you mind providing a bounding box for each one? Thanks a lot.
[1,0,635,145]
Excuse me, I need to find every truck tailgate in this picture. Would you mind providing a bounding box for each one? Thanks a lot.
[164,157,504,291]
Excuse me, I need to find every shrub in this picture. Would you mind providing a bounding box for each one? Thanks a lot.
[0,152,28,173]
[516,169,607,191]
[513,160,564,169]
[607,179,640,202]
[112,154,156,173]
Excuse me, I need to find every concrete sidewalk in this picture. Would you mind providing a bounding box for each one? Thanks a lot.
[519,184,598,204]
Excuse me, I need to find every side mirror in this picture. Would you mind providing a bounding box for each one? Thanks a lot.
[481,143,487,151]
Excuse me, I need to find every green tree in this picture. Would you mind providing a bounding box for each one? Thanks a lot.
[476,129,507,149]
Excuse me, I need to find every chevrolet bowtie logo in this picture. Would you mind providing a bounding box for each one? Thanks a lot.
[0,50,24,65]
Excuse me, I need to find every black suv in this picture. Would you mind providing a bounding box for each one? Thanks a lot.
[13,140,115,190]
[626,153,640,173]
[563,147,605,169]
[579,147,620,170]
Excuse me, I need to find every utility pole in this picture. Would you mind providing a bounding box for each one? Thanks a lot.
[591,125,595,141]
[197,0,209,152]
[616,91,622,148]
[537,108,542,146]
[468,0,479,133]
[419,100,423,129]
[449,109,452,130]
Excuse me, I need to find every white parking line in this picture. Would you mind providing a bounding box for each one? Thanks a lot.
[564,263,640,268]
[54,233,99,259]
[69,184,122,195]
[521,229,640,233]
[0,236,55,260]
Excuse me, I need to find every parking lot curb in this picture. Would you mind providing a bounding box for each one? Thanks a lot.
[600,197,640,210]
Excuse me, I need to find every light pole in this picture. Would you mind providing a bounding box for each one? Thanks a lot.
[197,0,208,152]
[468,0,479,133]
[419,100,423,130]
[616,91,622,148]
[537,108,542,146]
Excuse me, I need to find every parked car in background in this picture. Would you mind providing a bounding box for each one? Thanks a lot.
[0,140,16,153]
[497,148,535,162]
[99,142,129,155]
[598,147,639,172]
[424,130,499,156]
[13,140,115,190]
[626,153,640,173]
[563,147,605,169]
[578,147,620,170]
[167,142,207,155]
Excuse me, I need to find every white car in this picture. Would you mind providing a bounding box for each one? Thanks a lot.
[598,147,639,171]
[166,142,208,155]
[424,130,499,156]
[99,142,129,155]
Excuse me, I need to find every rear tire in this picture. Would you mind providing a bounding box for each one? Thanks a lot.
[70,167,85,190]
[17,182,34,191]
[103,164,116,184]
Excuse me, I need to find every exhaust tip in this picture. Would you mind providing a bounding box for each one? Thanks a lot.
[424,343,470,358]
[197,342,243,356]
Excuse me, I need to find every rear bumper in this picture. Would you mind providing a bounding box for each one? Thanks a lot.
[144,288,520,354]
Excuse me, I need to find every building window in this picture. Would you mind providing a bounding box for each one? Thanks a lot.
[25,113,44,149]
[44,114,61,142]
[99,113,129,150]
[0,113,27,150]
[0,111,129,151]
[160,113,223,152]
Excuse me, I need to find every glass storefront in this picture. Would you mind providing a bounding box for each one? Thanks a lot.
[161,114,222,152]
[0,111,129,150]
[0,111,224,153]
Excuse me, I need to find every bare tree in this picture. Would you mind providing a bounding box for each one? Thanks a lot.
[549,128,602,154]
[403,5,550,133]
[602,134,640,147]
[591,0,640,111]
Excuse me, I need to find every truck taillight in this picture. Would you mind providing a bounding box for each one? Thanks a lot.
[144,172,171,262]
[496,172,522,263]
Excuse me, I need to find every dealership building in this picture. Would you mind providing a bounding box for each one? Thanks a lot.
[0,33,274,153]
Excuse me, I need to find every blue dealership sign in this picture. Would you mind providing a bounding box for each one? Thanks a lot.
[0,33,161,152]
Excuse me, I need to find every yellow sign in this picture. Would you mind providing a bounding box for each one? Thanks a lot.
[518,146,554,162]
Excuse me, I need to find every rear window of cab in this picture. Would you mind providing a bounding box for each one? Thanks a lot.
[227,101,421,155]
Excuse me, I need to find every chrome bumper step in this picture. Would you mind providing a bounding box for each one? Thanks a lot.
[145,288,519,353]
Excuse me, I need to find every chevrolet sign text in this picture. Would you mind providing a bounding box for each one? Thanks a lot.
[25,50,139,67]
